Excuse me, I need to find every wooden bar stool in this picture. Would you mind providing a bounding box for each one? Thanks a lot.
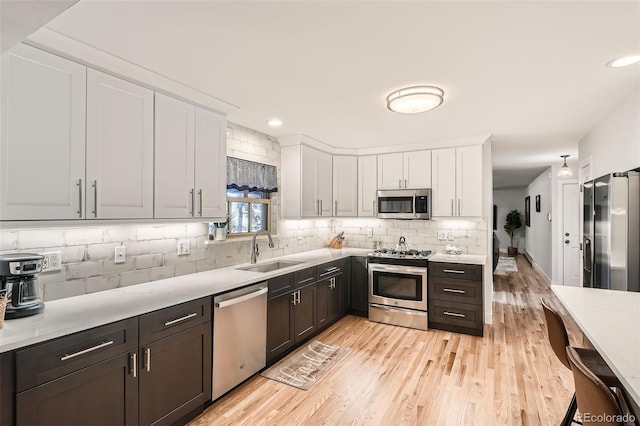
[566,346,628,425]
[541,299,623,426]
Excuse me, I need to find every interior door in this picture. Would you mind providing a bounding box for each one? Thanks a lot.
[563,183,581,286]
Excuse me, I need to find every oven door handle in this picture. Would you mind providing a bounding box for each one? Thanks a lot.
[369,303,425,315]
[368,264,427,275]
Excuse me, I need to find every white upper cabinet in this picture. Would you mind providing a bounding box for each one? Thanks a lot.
[332,156,358,217]
[155,94,226,219]
[377,153,404,190]
[0,44,87,220]
[281,144,333,218]
[358,155,377,217]
[194,107,226,218]
[378,150,431,190]
[154,94,196,218]
[432,146,482,217]
[86,69,154,219]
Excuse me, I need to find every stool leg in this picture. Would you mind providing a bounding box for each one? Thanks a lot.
[560,393,577,426]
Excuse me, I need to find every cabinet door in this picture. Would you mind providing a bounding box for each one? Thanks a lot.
[377,153,404,190]
[294,283,317,343]
[300,145,319,217]
[358,155,377,217]
[404,150,431,189]
[195,108,227,218]
[431,148,457,217]
[456,145,483,217]
[267,291,295,363]
[86,69,154,219]
[328,274,343,324]
[16,352,138,426]
[350,257,369,316]
[139,322,211,426]
[154,93,195,218]
[1,44,86,220]
[316,278,329,330]
[332,156,357,216]
[317,150,333,216]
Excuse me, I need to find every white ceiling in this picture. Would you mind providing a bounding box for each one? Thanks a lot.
[41,0,640,188]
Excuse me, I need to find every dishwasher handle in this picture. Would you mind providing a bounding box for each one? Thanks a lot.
[215,287,268,309]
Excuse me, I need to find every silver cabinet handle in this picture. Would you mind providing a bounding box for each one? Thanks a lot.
[443,311,466,318]
[404,179,407,188]
[92,180,98,217]
[164,312,198,326]
[458,198,461,216]
[198,189,203,216]
[61,340,114,361]
[443,288,465,294]
[398,179,402,188]
[413,192,417,217]
[144,348,151,372]
[320,199,323,216]
[298,276,315,285]
[131,352,137,378]
[451,199,454,216]
[216,287,268,308]
[443,269,465,274]
[334,200,338,216]
[320,266,339,276]
[77,178,83,218]
[317,200,320,216]
[291,291,297,305]
[297,290,301,304]
[189,188,195,216]
[372,200,376,215]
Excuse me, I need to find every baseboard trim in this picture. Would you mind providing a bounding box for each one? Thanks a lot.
[534,264,552,284]
[523,250,534,266]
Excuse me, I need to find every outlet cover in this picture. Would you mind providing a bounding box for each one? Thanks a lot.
[41,251,62,272]
[177,239,190,255]
[367,228,373,238]
[437,231,447,241]
[448,231,454,241]
[114,246,126,264]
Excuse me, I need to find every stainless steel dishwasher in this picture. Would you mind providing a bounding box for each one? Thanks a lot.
[212,281,268,400]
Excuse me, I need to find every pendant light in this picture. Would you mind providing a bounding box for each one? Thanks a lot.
[558,155,573,177]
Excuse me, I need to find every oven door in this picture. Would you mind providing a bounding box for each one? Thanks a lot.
[368,263,427,311]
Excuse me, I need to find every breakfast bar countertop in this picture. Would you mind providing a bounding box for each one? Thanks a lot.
[552,285,640,406]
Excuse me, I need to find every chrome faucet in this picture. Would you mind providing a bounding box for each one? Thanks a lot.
[251,229,274,264]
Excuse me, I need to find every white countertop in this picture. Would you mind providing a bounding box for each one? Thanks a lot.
[552,285,640,405]
[428,253,487,265]
[0,248,368,353]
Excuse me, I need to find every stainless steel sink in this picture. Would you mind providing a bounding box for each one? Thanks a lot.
[237,260,303,273]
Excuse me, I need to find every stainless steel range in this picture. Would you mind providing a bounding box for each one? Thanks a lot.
[368,239,432,331]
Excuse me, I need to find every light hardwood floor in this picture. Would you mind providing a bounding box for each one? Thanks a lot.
[191,255,583,425]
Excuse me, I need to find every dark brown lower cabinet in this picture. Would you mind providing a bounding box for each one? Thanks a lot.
[266,290,295,364]
[16,352,138,426]
[139,322,211,426]
[317,273,344,331]
[349,256,368,316]
[294,282,317,343]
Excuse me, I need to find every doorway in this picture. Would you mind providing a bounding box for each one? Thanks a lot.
[562,182,580,286]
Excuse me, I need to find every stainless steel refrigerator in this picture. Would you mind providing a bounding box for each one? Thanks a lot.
[583,171,640,292]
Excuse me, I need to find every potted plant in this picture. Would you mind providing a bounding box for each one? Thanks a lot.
[210,216,229,241]
[504,210,522,255]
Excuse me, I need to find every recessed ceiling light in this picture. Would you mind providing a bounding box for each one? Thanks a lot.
[386,85,444,114]
[606,55,640,68]
[267,118,283,128]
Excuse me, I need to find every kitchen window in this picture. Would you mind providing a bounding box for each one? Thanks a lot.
[225,157,277,237]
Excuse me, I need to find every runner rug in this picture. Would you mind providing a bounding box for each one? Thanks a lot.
[260,340,349,390]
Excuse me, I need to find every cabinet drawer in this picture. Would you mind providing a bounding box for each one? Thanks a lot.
[429,300,482,330]
[16,317,138,392]
[317,259,346,279]
[429,277,482,305]
[294,267,317,288]
[429,262,482,281]
[268,273,294,297]
[139,297,211,345]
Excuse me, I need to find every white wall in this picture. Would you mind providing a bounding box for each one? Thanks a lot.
[524,168,553,282]
[493,189,526,252]
[579,88,640,179]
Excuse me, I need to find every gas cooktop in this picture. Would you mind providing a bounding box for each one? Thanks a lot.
[367,248,432,267]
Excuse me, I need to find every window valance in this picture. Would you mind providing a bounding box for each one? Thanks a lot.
[226,157,278,193]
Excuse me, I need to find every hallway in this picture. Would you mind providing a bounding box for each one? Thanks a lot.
[192,255,582,425]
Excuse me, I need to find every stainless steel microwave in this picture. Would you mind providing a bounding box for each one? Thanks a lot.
[376,189,431,219]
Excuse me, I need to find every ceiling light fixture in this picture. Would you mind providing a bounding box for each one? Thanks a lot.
[606,55,640,68]
[267,118,283,128]
[558,155,573,177]
[386,85,444,114]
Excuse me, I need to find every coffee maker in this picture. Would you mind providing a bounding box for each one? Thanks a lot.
[0,253,45,319]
